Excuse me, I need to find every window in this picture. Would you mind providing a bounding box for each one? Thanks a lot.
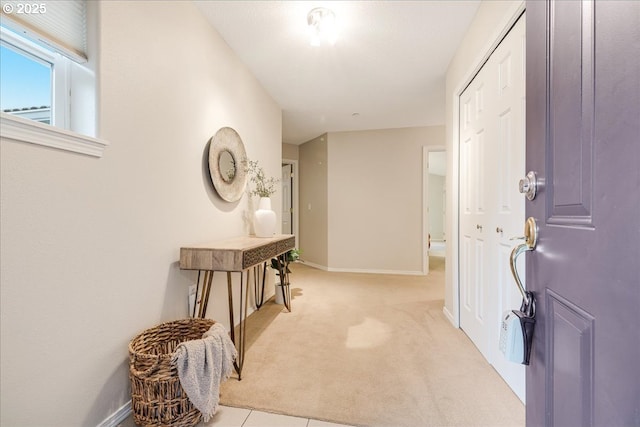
[0,1,107,157]
[1,29,54,125]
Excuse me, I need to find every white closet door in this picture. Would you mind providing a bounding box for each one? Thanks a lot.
[459,15,526,401]
[459,57,497,361]
[490,16,526,402]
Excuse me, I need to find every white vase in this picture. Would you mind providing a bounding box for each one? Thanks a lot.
[275,284,285,305]
[254,197,276,237]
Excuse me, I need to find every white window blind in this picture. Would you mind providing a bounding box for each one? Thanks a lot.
[0,0,86,63]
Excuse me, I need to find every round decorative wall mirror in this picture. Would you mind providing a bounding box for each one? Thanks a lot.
[218,150,236,183]
[208,127,247,202]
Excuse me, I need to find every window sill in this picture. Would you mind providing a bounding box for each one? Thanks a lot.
[0,112,108,157]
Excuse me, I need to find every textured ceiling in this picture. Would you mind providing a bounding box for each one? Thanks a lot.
[196,1,481,144]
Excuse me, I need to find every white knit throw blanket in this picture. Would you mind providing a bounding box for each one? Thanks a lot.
[172,322,237,421]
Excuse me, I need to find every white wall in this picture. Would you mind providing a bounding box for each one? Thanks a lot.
[0,2,281,425]
[444,0,525,325]
[327,126,444,274]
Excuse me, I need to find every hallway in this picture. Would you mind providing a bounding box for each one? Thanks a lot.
[209,258,523,426]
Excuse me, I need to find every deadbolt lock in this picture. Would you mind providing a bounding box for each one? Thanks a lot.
[519,171,538,201]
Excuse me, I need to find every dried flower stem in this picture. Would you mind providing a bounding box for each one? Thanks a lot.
[244,159,279,198]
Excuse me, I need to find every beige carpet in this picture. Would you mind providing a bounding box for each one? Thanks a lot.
[219,258,525,426]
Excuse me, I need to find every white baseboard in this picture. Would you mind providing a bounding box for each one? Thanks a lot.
[300,261,329,271]
[327,267,424,276]
[302,261,423,276]
[96,400,131,427]
[443,306,458,328]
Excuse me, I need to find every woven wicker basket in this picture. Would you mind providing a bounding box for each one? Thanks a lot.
[128,318,216,427]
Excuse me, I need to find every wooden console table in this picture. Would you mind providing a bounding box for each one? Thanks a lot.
[179,234,295,379]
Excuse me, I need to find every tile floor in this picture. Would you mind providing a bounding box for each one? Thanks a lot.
[121,405,353,427]
[209,406,353,427]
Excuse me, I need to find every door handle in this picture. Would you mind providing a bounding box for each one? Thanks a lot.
[504,217,538,366]
[510,217,538,305]
[510,216,538,249]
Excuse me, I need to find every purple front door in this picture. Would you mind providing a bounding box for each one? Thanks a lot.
[526,1,640,426]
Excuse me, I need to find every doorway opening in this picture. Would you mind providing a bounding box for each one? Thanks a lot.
[423,146,446,275]
[281,159,299,248]
[428,150,446,258]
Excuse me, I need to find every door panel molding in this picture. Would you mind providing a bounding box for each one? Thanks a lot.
[498,109,513,213]
[547,0,595,226]
[546,290,594,427]
[474,239,485,322]
[475,129,486,214]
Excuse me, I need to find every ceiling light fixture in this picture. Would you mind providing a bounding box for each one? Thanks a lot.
[307,7,337,46]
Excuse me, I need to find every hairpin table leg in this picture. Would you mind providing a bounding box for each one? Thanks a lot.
[197,270,214,319]
[253,262,267,309]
